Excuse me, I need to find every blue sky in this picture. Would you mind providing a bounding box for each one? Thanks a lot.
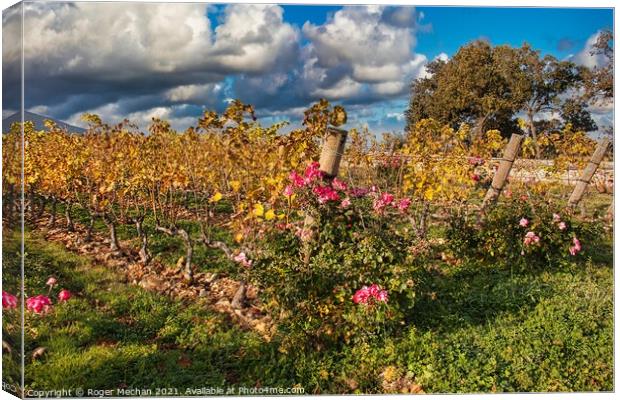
[2,3,614,134]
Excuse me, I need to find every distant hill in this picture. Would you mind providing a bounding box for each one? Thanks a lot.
[2,111,85,133]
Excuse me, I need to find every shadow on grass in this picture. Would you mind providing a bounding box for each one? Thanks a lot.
[409,245,613,335]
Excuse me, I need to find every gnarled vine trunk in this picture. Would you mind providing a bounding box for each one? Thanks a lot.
[156,225,193,282]
[103,214,120,252]
[134,218,151,264]
[65,203,75,232]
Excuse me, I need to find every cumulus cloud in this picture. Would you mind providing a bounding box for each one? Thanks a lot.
[301,5,426,99]
[570,30,610,69]
[3,3,432,133]
[4,2,299,120]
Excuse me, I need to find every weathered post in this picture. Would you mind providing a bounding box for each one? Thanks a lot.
[567,138,610,208]
[318,127,348,178]
[480,133,524,212]
[302,127,348,262]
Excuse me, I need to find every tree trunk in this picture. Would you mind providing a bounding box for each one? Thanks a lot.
[28,188,36,218]
[474,115,488,140]
[4,184,15,225]
[418,202,430,238]
[178,229,193,282]
[48,197,57,227]
[104,215,120,252]
[85,212,95,242]
[155,225,193,282]
[135,219,151,264]
[65,203,74,232]
[36,196,46,219]
[527,113,541,159]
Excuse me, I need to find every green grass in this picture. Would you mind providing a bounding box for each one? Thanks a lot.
[2,221,613,394]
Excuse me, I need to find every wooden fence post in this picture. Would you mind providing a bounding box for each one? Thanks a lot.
[480,133,524,212]
[304,127,348,229]
[302,127,348,261]
[318,127,348,178]
[567,138,610,208]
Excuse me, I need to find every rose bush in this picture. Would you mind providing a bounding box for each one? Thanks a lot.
[447,194,603,269]
[249,163,424,348]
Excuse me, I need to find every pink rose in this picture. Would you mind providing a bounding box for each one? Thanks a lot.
[523,231,540,246]
[376,290,389,303]
[353,284,388,305]
[26,295,52,314]
[58,289,72,302]
[552,213,561,223]
[373,192,395,214]
[304,162,324,183]
[397,198,412,212]
[569,237,582,256]
[313,185,340,204]
[283,185,294,197]
[519,218,529,227]
[352,286,371,305]
[340,197,351,208]
[558,221,567,231]
[2,291,18,309]
[46,277,57,287]
[331,178,348,192]
[349,187,369,198]
[289,171,305,188]
[233,252,253,268]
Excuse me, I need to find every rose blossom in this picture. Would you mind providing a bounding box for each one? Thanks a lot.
[2,291,18,309]
[283,185,294,197]
[289,171,305,188]
[552,213,561,223]
[349,187,369,198]
[58,289,72,302]
[340,197,351,208]
[233,252,253,268]
[519,218,529,227]
[558,221,567,231]
[26,295,52,314]
[397,198,412,212]
[523,231,540,246]
[313,185,340,204]
[352,286,371,304]
[569,237,582,256]
[331,178,348,192]
[304,162,324,183]
[373,192,395,213]
[376,290,389,303]
[46,277,57,287]
[353,284,388,305]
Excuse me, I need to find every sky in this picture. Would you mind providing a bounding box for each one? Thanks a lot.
[1,2,614,134]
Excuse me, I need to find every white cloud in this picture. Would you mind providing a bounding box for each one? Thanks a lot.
[4,3,434,134]
[165,83,223,104]
[300,6,427,101]
[210,4,299,73]
[66,103,199,132]
[570,31,610,69]
[18,2,212,76]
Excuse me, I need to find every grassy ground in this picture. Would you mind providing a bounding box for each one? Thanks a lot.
[2,223,613,394]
